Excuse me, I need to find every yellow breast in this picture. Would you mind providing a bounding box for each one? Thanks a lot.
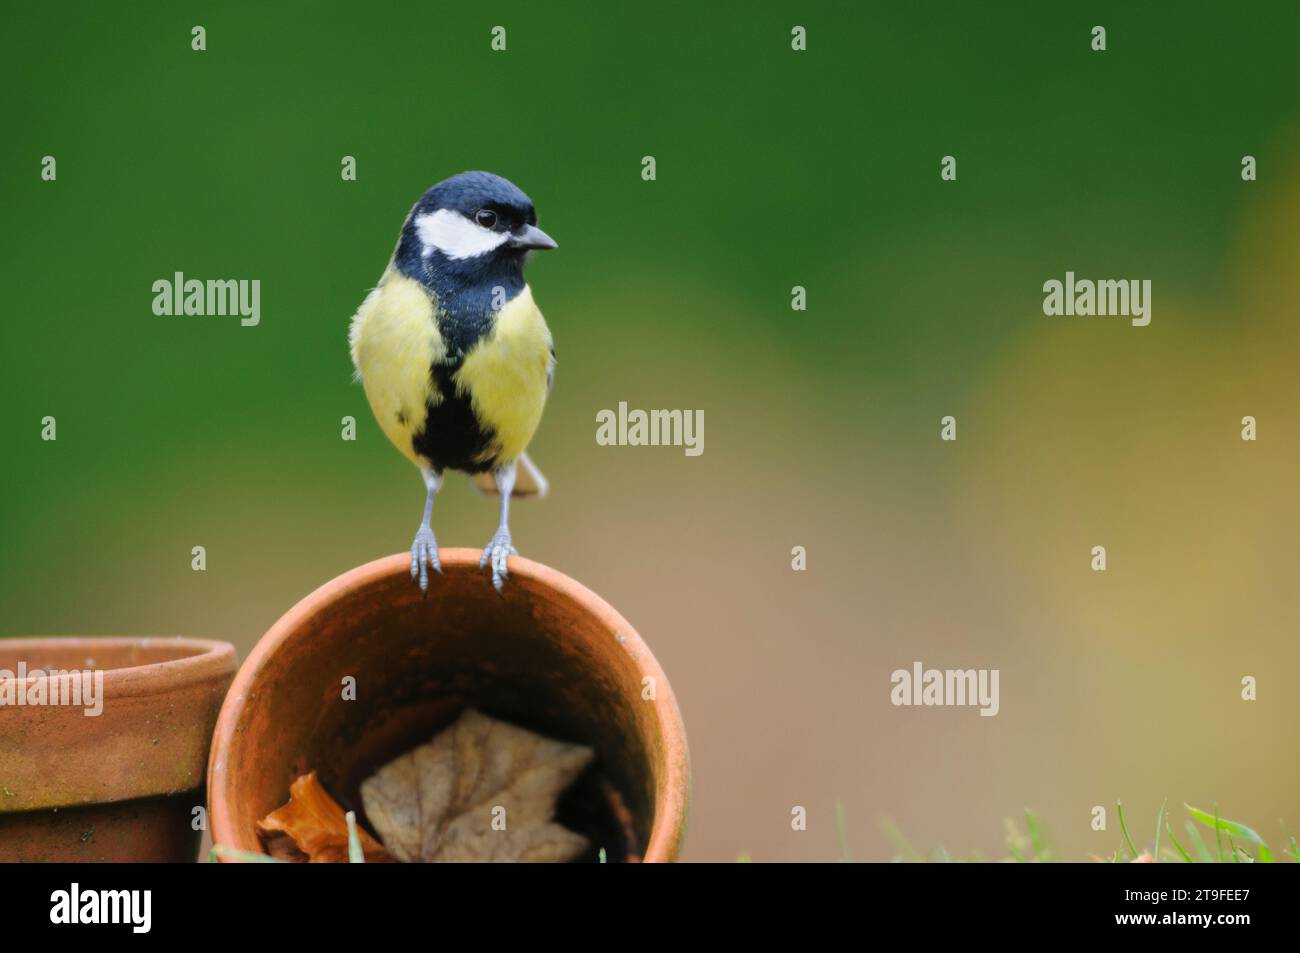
[350,270,553,470]
[349,269,444,467]
[456,284,553,465]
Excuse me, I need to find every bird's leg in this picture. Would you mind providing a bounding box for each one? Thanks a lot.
[479,461,519,592]
[410,468,443,592]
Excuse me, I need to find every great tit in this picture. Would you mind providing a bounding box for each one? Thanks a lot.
[349,171,557,592]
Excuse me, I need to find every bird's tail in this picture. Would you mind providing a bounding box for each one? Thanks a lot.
[471,452,549,498]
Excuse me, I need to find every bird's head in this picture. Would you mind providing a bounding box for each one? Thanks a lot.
[395,171,557,290]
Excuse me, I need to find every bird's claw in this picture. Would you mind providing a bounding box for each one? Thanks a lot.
[479,529,517,593]
[410,526,442,593]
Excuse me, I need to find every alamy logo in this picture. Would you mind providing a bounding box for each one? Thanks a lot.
[1042,271,1151,327]
[0,663,103,716]
[596,402,703,456]
[50,883,151,933]
[152,272,261,326]
[890,661,1000,716]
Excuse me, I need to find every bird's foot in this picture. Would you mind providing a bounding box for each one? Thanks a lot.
[410,525,442,593]
[479,528,518,593]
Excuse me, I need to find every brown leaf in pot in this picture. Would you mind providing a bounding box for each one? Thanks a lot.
[360,709,595,862]
[257,771,394,863]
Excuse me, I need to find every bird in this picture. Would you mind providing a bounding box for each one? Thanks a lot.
[349,171,557,593]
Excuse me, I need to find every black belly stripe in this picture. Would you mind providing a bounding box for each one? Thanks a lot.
[411,361,498,474]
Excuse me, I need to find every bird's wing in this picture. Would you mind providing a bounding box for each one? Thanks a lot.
[470,452,549,498]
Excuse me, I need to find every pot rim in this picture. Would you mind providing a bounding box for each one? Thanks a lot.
[0,636,236,699]
[208,549,691,862]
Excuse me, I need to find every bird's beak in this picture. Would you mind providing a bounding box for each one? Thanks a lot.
[510,224,558,250]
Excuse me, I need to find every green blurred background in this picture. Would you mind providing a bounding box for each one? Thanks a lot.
[3,1,1298,861]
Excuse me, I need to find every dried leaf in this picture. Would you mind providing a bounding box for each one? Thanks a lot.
[258,770,394,863]
[361,709,594,862]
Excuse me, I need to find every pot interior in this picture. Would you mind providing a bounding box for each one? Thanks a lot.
[222,558,669,862]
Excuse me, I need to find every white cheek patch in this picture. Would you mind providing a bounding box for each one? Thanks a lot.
[415,209,509,261]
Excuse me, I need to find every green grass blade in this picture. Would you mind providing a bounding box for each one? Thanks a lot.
[878,815,923,863]
[1165,816,1194,863]
[1213,805,1224,862]
[1116,800,1138,859]
[1025,809,1047,862]
[1184,820,1214,862]
[1186,804,1267,852]
[1227,836,1243,863]
[1153,798,1166,861]
[1277,822,1299,863]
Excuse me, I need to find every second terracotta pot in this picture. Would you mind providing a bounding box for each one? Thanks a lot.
[0,636,236,862]
[208,550,689,861]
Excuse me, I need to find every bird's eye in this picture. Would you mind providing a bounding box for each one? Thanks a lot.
[475,209,498,229]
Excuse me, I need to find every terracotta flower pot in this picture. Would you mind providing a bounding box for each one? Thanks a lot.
[208,550,690,862]
[0,636,236,862]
